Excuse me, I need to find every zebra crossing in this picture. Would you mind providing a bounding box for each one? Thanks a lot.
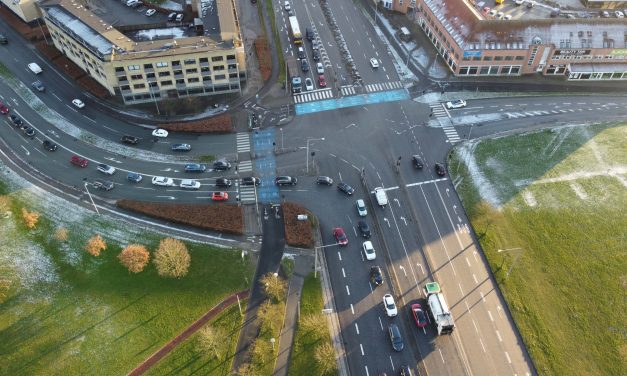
[505,109,576,119]
[365,81,403,93]
[237,160,253,173]
[239,185,257,203]
[236,132,250,153]
[429,103,449,119]
[442,126,461,143]
[293,88,333,103]
[340,85,356,96]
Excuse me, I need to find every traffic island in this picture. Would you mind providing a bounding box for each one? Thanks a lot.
[281,202,314,248]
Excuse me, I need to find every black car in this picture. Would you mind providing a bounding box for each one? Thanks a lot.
[435,162,446,176]
[316,176,333,185]
[358,220,371,238]
[388,324,404,352]
[121,135,139,145]
[241,177,260,186]
[312,49,320,61]
[0,33,7,44]
[42,140,57,151]
[167,12,177,21]
[215,178,232,187]
[370,266,383,286]
[275,176,297,186]
[184,163,207,172]
[127,172,143,183]
[93,178,114,191]
[9,114,23,127]
[32,81,45,92]
[213,159,231,170]
[301,59,309,72]
[337,182,354,195]
[412,155,424,169]
[171,143,192,151]
[22,127,35,138]
[306,28,314,41]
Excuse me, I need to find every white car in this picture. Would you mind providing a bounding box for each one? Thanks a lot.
[305,78,314,91]
[96,163,116,175]
[445,99,467,109]
[152,129,169,138]
[356,199,367,217]
[615,10,625,18]
[152,176,175,186]
[503,14,512,20]
[72,99,85,108]
[146,9,156,16]
[370,58,379,69]
[362,241,376,260]
[284,1,290,11]
[180,179,201,190]
[383,294,398,317]
[514,0,523,4]
[316,62,325,75]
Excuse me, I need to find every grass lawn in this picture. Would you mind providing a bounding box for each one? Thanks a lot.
[147,301,247,375]
[0,178,254,375]
[288,273,334,376]
[449,123,627,376]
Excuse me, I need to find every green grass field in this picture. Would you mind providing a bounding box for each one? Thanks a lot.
[449,123,627,376]
[0,179,254,375]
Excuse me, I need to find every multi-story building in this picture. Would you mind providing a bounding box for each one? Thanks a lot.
[414,0,627,80]
[0,0,42,22]
[39,0,246,104]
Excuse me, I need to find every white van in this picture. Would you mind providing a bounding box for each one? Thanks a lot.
[28,63,42,74]
[126,0,139,6]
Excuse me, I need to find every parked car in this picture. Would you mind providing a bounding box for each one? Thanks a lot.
[275,176,297,186]
[127,172,143,183]
[93,178,114,191]
[215,178,232,187]
[180,179,201,190]
[97,163,116,175]
[297,46,305,60]
[412,155,424,169]
[356,199,367,217]
[22,127,35,138]
[121,135,139,145]
[212,191,229,201]
[316,176,333,185]
[9,114,23,127]
[171,143,191,151]
[0,33,7,44]
[167,12,177,21]
[337,182,354,195]
[42,140,57,151]
[184,163,207,173]
[333,227,348,246]
[305,78,314,91]
[370,58,379,68]
[175,13,184,22]
[213,159,231,170]
[152,176,175,186]
[435,162,446,176]
[362,241,376,260]
[306,28,314,41]
[370,265,383,286]
[615,10,625,18]
[316,62,325,75]
[0,101,8,114]
[312,49,321,61]
[388,324,404,351]
[301,59,309,72]
[358,220,371,238]
[32,81,45,92]
[445,99,466,109]
[318,74,327,88]
[152,128,168,138]
[241,177,260,186]
[383,294,398,317]
[146,9,156,16]
[411,303,429,328]
[70,155,88,168]
[72,99,85,108]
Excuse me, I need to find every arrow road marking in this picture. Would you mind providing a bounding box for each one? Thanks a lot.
[20,145,30,155]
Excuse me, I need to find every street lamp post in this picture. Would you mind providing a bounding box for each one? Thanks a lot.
[306,137,325,174]
[83,182,100,214]
[280,128,284,151]
[497,248,524,279]
[314,242,342,278]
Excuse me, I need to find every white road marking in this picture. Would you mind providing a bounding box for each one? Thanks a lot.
[488,310,494,321]
[496,330,502,342]
[360,343,364,356]
[465,257,471,267]
[480,291,486,302]
[405,177,447,187]
[473,273,478,284]
[505,351,512,364]
[350,304,354,314]
[346,285,350,296]
[472,319,479,333]
[355,323,360,335]
[389,355,395,370]
[480,338,486,353]
[365,366,369,376]
[379,316,383,330]
[338,251,342,261]
[438,348,445,363]
[458,283,465,296]
[342,267,346,278]
[497,305,504,319]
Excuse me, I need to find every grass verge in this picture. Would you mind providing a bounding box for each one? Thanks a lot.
[264,0,285,84]
[449,123,627,376]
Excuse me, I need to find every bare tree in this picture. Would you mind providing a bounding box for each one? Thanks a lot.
[54,227,69,242]
[314,342,337,375]
[153,237,191,278]
[259,272,287,302]
[84,234,107,257]
[21,208,40,229]
[300,313,326,338]
[197,325,225,359]
[118,244,150,273]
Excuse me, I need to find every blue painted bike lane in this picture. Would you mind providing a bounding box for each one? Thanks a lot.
[252,129,280,203]
[295,89,410,115]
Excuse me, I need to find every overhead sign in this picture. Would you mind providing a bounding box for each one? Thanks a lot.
[553,49,591,56]
[463,51,482,58]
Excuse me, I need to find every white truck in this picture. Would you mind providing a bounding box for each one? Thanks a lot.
[374,187,388,207]
[28,62,42,74]
[424,282,455,335]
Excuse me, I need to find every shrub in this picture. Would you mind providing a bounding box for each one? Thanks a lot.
[54,227,69,242]
[118,244,150,273]
[254,38,271,82]
[84,234,107,257]
[21,208,40,229]
[154,238,191,278]
[282,203,314,248]
[160,114,233,133]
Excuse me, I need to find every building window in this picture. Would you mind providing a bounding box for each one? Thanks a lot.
[203,76,212,81]
[511,66,520,74]
[147,73,155,78]
[176,79,185,84]
[215,74,226,80]
[158,71,171,77]
[226,54,235,60]
[214,65,225,71]
[133,83,146,89]
[118,76,128,82]
[186,68,198,74]
[156,62,169,68]
[494,56,504,61]
[228,64,237,69]
[201,67,210,73]
[188,77,199,83]
[128,65,140,71]
[229,73,238,78]
[143,63,153,69]
[131,74,143,80]
[199,57,209,63]
[505,56,513,61]
[161,80,173,86]
[121,85,131,90]
[211,56,224,62]
[149,82,158,87]
[173,70,183,75]
[172,60,181,67]
[515,56,524,61]
[184,58,196,65]
[115,67,125,72]
[483,56,493,61]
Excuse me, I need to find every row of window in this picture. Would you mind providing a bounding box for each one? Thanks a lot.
[568,71,627,80]
[551,54,625,61]
[463,55,525,62]
[122,83,240,103]
[117,55,237,73]
[50,30,107,80]
[458,65,521,76]
[120,73,239,90]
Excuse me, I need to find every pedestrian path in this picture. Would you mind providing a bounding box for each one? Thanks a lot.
[364,81,403,93]
[293,88,333,103]
[238,160,253,173]
[442,125,461,143]
[236,132,250,153]
[295,89,410,116]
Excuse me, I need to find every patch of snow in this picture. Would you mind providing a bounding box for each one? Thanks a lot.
[160,0,183,11]
[457,141,502,207]
[522,190,537,207]
[569,183,588,200]
[135,27,188,41]
[372,19,418,83]
[532,167,627,185]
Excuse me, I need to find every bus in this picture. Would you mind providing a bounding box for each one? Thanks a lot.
[288,16,303,45]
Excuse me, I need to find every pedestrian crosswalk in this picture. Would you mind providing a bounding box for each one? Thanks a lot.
[239,185,257,203]
[293,88,333,103]
[505,109,575,119]
[237,160,253,173]
[442,126,461,143]
[365,81,403,93]
[340,85,356,96]
[429,103,448,119]
[236,132,250,153]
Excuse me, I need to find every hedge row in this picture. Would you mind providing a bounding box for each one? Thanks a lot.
[254,38,271,82]
[35,41,62,60]
[117,200,244,235]
[282,203,313,248]
[160,114,233,133]
[77,76,110,99]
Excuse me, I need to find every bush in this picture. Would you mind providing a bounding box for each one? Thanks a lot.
[117,200,244,234]
[254,38,271,82]
[282,203,314,248]
[84,234,107,257]
[154,238,191,278]
[54,227,69,242]
[160,114,232,133]
[21,208,40,229]
[118,244,150,273]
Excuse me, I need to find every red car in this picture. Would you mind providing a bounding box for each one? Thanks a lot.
[411,303,429,328]
[70,155,88,168]
[318,74,327,88]
[333,227,348,246]
[0,101,8,115]
[212,192,229,201]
